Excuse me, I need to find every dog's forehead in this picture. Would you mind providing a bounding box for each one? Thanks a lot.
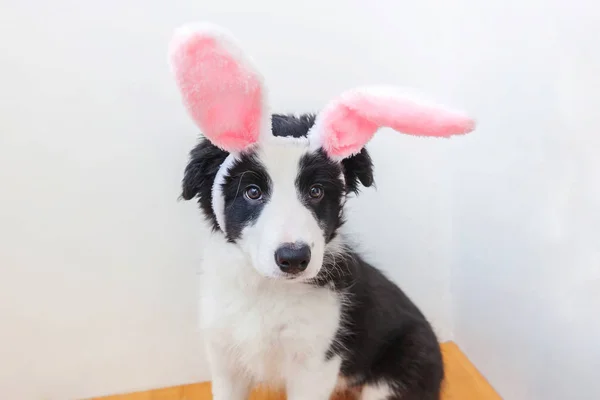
[252,114,319,173]
[255,138,311,178]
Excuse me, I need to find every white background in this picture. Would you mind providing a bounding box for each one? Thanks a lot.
[0,0,598,399]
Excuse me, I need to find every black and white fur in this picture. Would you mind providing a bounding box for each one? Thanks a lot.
[181,114,444,400]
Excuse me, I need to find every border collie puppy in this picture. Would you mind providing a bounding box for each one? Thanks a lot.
[169,23,475,400]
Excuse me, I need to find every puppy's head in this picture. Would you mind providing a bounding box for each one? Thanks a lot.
[170,22,475,281]
[181,115,374,281]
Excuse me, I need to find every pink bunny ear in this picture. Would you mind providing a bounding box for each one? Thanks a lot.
[169,23,266,152]
[308,86,476,160]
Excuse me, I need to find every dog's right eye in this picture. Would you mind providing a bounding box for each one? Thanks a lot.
[244,185,262,201]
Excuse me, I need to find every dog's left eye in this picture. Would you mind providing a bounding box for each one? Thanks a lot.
[308,184,324,200]
[244,185,262,201]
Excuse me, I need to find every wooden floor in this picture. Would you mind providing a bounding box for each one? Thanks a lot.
[94,342,500,400]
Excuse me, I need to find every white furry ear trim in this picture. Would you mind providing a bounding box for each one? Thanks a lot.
[211,153,238,233]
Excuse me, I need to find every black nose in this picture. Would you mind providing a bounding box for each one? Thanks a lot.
[274,243,311,274]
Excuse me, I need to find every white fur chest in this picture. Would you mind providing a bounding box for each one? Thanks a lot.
[199,235,342,385]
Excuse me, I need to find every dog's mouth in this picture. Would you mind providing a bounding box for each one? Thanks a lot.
[263,269,317,283]
[281,273,309,282]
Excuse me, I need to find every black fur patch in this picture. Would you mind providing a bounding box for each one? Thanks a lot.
[342,147,374,194]
[316,251,445,400]
[181,139,228,231]
[272,113,317,138]
[221,154,271,242]
[296,149,345,243]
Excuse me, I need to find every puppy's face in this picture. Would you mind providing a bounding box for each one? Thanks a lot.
[182,115,374,281]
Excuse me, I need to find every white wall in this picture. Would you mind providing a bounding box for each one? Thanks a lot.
[446,1,600,399]
[1,1,598,399]
[0,1,458,399]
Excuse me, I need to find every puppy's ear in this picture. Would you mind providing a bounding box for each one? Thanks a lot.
[342,147,374,194]
[182,139,228,200]
[181,139,228,227]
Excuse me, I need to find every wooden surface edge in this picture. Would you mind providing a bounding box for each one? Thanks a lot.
[92,341,501,400]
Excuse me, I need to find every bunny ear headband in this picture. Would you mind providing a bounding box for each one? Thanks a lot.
[169,21,476,162]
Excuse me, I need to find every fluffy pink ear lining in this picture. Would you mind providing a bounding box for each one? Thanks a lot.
[315,88,476,159]
[169,23,264,152]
